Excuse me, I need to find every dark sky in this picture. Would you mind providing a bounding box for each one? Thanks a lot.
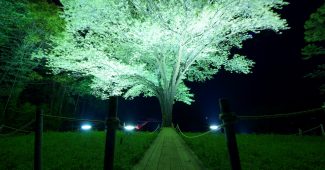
[78,0,324,133]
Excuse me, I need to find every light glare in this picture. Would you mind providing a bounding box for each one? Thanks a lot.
[124,125,135,131]
[210,125,219,131]
[81,124,92,130]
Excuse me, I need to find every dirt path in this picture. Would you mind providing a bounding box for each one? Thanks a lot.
[133,128,205,170]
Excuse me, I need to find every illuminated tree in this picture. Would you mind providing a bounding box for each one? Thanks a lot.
[38,0,288,126]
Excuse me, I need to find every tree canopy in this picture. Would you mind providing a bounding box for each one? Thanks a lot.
[37,0,289,126]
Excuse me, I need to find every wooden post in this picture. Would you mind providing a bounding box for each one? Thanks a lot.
[298,128,302,136]
[34,106,43,170]
[104,97,119,170]
[320,124,325,136]
[219,99,241,170]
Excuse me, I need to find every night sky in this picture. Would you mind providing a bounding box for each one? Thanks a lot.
[77,0,325,133]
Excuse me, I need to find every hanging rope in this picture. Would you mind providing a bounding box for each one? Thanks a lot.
[2,125,32,133]
[0,119,35,134]
[149,124,160,134]
[238,107,324,120]
[175,124,212,139]
[291,124,322,136]
[41,114,105,123]
[301,125,321,134]
[13,119,35,131]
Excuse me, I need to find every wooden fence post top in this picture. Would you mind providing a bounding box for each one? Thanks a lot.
[219,99,231,113]
[219,99,237,123]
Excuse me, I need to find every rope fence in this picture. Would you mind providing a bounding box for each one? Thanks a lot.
[0,119,35,136]
[291,124,325,136]
[1,114,162,136]
[149,124,161,134]
[0,115,106,137]
[2,107,323,136]
[0,97,149,170]
[238,107,324,120]
[300,125,322,134]
[175,124,213,139]
[2,125,33,133]
[41,114,105,123]
[236,107,325,136]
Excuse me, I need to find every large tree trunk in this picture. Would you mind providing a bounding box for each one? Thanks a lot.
[158,90,175,127]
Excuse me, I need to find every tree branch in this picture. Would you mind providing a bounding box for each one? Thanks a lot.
[170,43,183,89]
[127,74,160,97]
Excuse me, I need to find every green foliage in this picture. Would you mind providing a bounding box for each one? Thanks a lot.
[39,0,288,106]
[183,133,325,170]
[6,102,36,127]
[0,0,64,85]
[302,44,325,60]
[304,2,325,43]
[302,2,325,94]
[52,75,93,96]
[0,131,157,169]
[302,2,325,60]
[0,0,67,125]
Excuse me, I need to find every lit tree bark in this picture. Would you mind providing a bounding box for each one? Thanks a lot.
[158,90,175,127]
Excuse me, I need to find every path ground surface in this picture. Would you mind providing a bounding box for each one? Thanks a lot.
[133,128,205,170]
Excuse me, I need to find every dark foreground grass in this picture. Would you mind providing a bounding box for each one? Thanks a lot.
[183,133,325,170]
[0,131,157,170]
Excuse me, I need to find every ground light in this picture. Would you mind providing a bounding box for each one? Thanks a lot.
[209,125,220,131]
[81,124,92,131]
[124,125,135,131]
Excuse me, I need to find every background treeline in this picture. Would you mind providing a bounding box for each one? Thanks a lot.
[0,0,96,131]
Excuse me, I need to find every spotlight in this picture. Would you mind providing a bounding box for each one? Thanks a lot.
[209,125,220,131]
[81,124,92,131]
[124,125,135,131]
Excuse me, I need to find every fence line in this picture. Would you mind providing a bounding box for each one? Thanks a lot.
[238,107,324,120]
[41,114,105,123]
[291,125,321,136]
[16,119,35,131]
[149,124,161,134]
[2,125,33,133]
[301,125,321,134]
[237,107,325,136]
[0,119,35,135]
[175,124,212,139]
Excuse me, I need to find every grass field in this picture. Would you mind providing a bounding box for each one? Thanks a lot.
[182,132,325,170]
[0,131,157,170]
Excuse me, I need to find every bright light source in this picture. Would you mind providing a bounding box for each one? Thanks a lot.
[81,124,92,130]
[210,125,220,131]
[124,125,135,131]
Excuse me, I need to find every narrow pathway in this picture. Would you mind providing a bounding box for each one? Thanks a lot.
[133,128,205,170]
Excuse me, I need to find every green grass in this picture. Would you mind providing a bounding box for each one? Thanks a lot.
[182,133,325,170]
[0,131,157,170]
